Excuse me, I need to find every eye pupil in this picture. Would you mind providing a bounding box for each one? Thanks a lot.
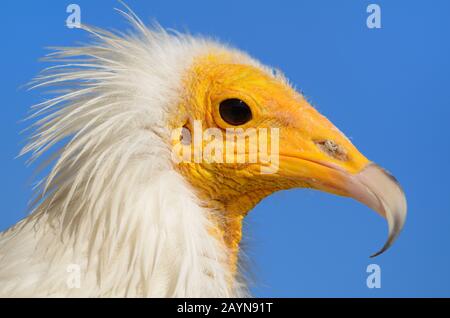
[219,98,252,126]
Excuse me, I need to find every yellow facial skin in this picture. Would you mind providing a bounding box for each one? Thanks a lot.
[170,52,406,273]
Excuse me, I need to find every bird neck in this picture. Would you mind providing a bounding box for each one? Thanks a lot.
[193,186,274,276]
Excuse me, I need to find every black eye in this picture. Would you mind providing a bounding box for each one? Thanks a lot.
[219,98,252,126]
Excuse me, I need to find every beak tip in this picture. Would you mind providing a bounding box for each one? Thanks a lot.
[369,241,392,258]
[352,163,407,258]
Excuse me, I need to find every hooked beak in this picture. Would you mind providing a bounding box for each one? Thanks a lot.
[347,163,407,257]
[279,155,407,256]
[276,98,407,257]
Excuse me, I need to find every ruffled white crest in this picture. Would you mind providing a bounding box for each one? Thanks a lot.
[0,8,248,297]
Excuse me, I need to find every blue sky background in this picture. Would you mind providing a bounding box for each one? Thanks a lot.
[1,0,449,297]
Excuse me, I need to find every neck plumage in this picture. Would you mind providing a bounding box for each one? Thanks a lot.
[0,158,246,297]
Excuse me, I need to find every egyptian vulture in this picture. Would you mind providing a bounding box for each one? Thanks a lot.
[0,10,406,297]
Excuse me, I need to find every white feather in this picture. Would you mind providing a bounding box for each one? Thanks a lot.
[0,13,255,297]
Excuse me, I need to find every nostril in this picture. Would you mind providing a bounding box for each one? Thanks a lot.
[314,139,348,161]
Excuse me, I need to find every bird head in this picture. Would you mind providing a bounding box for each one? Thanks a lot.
[169,49,406,260]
